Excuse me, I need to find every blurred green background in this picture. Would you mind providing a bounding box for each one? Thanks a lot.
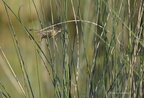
[0,0,143,98]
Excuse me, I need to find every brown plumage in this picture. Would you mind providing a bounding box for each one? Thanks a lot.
[29,25,62,41]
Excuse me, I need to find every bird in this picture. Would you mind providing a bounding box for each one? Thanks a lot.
[29,25,62,42]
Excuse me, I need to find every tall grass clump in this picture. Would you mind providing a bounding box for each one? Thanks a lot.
[0,0,143,98]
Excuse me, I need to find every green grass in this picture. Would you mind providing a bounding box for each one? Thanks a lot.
[0,0,143,98]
